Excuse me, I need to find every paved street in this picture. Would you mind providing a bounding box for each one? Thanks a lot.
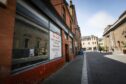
[42,52,126,84]
[87,52,126,84]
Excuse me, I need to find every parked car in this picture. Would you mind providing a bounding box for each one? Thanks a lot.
[78,49,84,55]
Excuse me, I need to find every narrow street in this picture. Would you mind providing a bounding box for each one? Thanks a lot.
[42,52,126,84]
[87,52,126,84]
[0,0,126,83]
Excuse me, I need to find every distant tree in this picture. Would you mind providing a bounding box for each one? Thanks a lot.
[98,44,102,52]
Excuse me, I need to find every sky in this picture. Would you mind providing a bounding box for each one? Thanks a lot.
[66,0,126,38]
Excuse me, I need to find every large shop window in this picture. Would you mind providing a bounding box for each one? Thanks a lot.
[12,17,49,71]
[50,23,62,60]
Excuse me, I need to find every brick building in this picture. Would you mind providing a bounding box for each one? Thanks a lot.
[103,10,126,54]
[0,0,81,83]
[50,0,81,55]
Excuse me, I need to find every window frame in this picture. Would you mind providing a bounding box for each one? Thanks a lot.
[12,15,50,73]
[62,6,66,22]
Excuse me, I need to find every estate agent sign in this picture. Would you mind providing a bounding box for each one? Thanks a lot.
[50,31,61,60]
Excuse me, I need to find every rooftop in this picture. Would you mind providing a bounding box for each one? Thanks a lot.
[103,10,126,36]
[81,35,98,40]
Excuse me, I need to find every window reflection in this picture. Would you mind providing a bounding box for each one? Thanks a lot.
[12,16,49,71]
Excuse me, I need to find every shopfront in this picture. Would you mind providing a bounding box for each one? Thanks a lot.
[0,0,78,83]
[12,13,62,73]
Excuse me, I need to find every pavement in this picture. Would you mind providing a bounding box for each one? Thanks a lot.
[42,55,84,84]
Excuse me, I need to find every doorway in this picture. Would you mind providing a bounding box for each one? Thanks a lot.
[65,44,69,62]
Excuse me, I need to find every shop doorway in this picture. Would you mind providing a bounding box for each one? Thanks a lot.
[65,44,69,62]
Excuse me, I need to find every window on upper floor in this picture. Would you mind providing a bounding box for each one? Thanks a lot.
[62,7,66,22]
[64,32,68,40]
[70,20,72,30]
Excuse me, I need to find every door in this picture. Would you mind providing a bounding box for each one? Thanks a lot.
[65,44,69,62]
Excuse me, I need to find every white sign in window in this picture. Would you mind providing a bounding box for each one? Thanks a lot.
[50,31,61,59]
[0,0,7,6]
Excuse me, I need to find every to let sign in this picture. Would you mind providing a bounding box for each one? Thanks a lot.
[0,0,7,7]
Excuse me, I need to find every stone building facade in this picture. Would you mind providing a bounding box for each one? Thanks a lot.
[103,11,126,54]
[0,0,81,83]
[81,35,98,51]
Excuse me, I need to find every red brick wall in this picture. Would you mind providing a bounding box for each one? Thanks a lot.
[10,58,65,84]
[50,0,72,30]
[50,0,75,59]
[65,9,71,29]
[0,0,16,83]
[50,0,81,55]
[50,0,63,17]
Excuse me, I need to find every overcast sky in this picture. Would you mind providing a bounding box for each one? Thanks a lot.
[67,0,126,38]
